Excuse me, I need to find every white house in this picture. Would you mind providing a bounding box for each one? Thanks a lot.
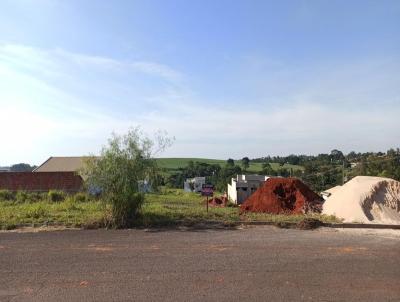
[184,177,206,193]
[227,174,269,204]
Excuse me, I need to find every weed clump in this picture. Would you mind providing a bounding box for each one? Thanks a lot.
[74,192,89,202]
[47,190,65,202]
[0,190,14,201]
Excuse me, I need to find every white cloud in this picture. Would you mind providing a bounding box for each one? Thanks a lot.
[139,101,400,159]
[0,43,399,165]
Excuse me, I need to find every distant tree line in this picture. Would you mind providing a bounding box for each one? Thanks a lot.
[4,163,37,172]
[254,148,400,191]
[166,148,400,193]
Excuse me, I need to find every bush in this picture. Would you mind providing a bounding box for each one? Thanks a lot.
[82,127,172,228]
[109,192,144,228]
[27,192,46,203]
[47,190,65,202]
[74,192,88,202]
[0,190,14,201]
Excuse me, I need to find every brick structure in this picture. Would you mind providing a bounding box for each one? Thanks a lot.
[0,172,83,192]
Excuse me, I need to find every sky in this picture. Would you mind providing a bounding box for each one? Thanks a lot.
[0,0,399,165]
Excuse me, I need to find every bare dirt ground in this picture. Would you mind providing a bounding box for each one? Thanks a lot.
[1,226,399,302]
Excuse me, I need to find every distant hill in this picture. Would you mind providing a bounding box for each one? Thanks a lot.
[155,158,303,174]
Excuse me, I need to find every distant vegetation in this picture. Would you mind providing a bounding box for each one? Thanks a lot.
[252,148,400,192]
[158,148,400,192]
[162,158,303,192]
[0,163,37,172]
[155,158,302,174]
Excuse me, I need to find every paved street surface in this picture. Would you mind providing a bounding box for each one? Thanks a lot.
[1,226,399,302]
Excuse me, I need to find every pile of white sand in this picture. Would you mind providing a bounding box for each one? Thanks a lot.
[322,176,400,224]
[321,185,342,200]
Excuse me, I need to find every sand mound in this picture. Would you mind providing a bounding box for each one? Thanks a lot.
[321,185,342,200]
[325,185,342,195]
[240,178,323,214]
[322,176,400,224]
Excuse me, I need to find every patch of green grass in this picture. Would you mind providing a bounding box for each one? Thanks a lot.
[134,189,338,227]
[156,158,227,169]
[0,199,106,230]
[135,189,239,226]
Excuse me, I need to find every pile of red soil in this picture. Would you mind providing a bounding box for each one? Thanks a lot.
[205,196,228,207]
[240,178,323,214]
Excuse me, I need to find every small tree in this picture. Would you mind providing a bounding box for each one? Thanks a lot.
[226,158,235,166]
[261,162,277,176]
[82,128,172,228]
[241,157,250,172]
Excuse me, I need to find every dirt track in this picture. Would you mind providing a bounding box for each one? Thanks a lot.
[1,226,399,301]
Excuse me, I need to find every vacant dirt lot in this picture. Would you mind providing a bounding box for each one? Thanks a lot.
[0,226,399,301]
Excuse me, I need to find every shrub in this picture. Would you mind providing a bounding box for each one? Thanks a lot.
[110,192,144,228]
[74,192,88,203]
[0,190,14,201]
[26,192,46,203]
[10,191,46,203]
[82,127,172,228]
[47,190,65,202]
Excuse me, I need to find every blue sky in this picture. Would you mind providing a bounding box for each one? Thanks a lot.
[0,0,399,165]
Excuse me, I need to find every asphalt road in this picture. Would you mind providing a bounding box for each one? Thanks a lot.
[1,226,399,302]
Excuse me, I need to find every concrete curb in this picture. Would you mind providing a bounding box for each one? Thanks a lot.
[2,220,400,231]
[321,222,400,230]
[238,221,400,230]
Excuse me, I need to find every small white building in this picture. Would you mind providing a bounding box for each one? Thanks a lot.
[184,177,206,193]
[227,174,269,204]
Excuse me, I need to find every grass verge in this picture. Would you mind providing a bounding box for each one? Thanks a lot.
[0,199,106,230]
[0,189,340,230]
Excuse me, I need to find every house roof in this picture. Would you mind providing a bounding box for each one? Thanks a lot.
[33,156,93,172]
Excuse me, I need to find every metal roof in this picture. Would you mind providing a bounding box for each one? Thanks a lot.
[33,156,93,172]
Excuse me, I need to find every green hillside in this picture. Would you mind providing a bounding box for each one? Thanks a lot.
[155,158,303,174]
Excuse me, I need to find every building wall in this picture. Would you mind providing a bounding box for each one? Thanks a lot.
[0,172,83,192]
[228,175,269,204]
[227,183,237,203]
